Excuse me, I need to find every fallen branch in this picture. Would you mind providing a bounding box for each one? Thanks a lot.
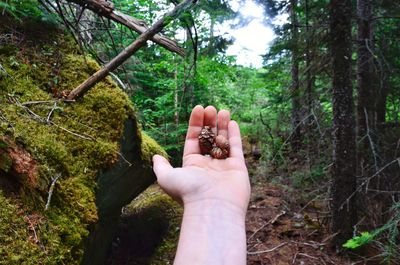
[247,242,288,255]
[67,0,197,100]
[65,0,185,56]
[45,174,62,211]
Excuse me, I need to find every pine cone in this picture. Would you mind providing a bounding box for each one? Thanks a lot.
[198,126,215,155]
[210,146,229,159]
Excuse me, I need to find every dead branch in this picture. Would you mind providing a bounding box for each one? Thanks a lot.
[12,96,95,140]
[340,158,400,210]
[247,210,286,242]
[247,242,288,255]
[65,0,185,56]
[45,174,62,211]
[67,0,197,100]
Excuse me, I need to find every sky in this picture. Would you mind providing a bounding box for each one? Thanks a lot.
[173,0,287,68]
[216,0,288,68]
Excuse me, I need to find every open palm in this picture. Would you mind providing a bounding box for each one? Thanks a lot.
[153,105,250,214]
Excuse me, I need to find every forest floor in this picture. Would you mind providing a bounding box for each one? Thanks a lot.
[246,176,350,265]
[243,140,355,265]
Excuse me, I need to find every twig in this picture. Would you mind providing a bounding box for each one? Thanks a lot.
[247,211,286,242]
[21,99,75,106]
[340,158,400,210]
[247,242,287,255]
[298,252,319,260]
[109,72,127,90]
[46,102,58,123]
[12,95,95,140]
[0,63,12,78]
[363,107,380,173]
[45,174,61,211]
[292,252,299,264]
[116,151,132,167]
[50,121,94,140]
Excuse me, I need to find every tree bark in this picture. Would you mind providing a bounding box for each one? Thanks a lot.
[330,0,357,248]
[66,0,185,56]
[290,0,302,151]
[67,0,196,100]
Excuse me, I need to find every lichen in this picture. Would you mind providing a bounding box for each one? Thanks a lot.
[0,19,165,264]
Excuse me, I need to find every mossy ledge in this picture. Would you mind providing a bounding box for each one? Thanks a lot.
[0,18,166,264]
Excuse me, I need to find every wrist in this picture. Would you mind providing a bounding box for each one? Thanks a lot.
[182,198,247,227]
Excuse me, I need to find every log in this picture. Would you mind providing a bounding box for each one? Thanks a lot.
[67,0,196,100]
[67,0,185,56]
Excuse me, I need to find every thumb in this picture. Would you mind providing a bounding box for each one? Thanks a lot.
[152,155,173,181]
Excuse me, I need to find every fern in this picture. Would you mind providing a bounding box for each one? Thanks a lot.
[343,232,375,249]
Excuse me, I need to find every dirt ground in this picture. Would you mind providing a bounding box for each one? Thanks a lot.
[245,179,351,265]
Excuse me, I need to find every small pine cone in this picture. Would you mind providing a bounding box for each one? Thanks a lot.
[198,126,215,155]
[215,135,230,150]
[211,146,228,159]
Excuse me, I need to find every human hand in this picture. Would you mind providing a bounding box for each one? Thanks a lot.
[153,105,250,218]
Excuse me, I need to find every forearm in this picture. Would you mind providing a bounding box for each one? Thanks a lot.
[174,199,247,265]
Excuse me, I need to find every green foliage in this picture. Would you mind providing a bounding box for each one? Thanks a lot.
[343,232,375,249]
[0,0,45,20]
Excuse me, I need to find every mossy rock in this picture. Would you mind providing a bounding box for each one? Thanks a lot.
[108,185,182,265]
[0,19,166,264]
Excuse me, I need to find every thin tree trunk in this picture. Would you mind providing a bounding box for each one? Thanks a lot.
[330,0,357,248]
[174,58,179,128]
[290,0,302,151]
[305,0,315,167]
[357,0,376,135]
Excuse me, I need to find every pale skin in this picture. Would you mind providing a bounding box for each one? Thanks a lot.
[153,105,251,265]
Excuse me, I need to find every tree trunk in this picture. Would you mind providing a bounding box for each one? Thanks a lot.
[330,0,357,248]
[290,0,302,151]
[305,0,315,167]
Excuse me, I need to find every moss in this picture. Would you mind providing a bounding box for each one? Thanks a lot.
[141,132,168,162]
[0,191,46,264]
[109,185,182,265]
[0,19,165,264]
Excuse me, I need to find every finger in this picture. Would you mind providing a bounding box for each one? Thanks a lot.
[204,106,217,134]
[153,155,173,182]
[183,105,204,156]
[217,109,230,138]
[228,120,244,161]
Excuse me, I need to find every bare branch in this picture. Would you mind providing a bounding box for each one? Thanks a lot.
[67,0,197,100]
[64,0,185,56]
[45,174,62,211]
[247,242,288,255]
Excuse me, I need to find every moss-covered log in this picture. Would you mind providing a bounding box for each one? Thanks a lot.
[0,18,166,264]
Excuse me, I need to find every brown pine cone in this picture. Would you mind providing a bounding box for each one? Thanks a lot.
[198,126,215,155]
[210,146,229,159]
